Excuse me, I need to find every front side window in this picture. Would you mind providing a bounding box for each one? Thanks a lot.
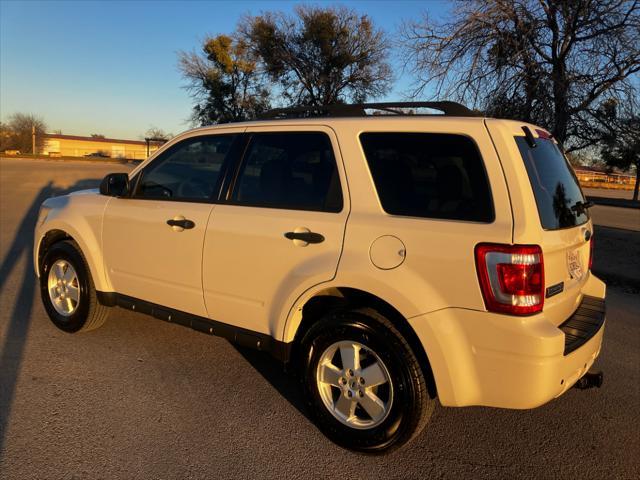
[135,135,237,201]
[360,132,494,222]
[232,132,343,212]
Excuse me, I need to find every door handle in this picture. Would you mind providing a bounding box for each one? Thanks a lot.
[166,217,195,231]
[284,230,325,244]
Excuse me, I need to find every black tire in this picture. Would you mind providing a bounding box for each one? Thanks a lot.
[300,307,434,453]
[40,239,110,333]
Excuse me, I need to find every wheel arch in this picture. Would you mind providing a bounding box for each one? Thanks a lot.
[35,224,111,292]
[36,229,71,276]
[288,286,437,399]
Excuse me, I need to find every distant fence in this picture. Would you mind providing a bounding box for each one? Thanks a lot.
[575,169,635,185]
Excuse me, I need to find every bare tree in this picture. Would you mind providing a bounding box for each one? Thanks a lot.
[401,0,640,150]
[0,113,47,154]
[144,127,173,141]
[0,123,12,149]
[179,34,270,125]
[241,5,392,106]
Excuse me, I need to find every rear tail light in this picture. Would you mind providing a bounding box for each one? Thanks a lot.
[475,244,544,315]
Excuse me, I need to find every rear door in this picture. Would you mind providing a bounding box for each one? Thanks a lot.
[201,126,349,335]
[486,120,593,325]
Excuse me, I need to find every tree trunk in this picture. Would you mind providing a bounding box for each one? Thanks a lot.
[552,61,569,146]
[633,165,639,202]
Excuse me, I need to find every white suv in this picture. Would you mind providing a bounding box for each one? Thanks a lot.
[34,102,606,453]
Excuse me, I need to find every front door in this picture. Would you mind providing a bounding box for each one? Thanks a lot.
[102,131,242,316]
[202,127,349,335]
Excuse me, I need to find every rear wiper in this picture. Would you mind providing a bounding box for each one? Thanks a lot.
[522,126,537,148]
[571,200,594,215]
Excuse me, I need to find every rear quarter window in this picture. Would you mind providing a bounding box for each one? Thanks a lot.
[359,132,494,222]
[515,136,589,230]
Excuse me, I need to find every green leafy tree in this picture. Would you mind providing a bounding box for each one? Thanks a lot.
[0,113,47,153]
[401,0,640,151]
[241,5,392,106]
[179,34,270,125]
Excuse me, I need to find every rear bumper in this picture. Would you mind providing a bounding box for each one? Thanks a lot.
[559,295,605,355]
[409,274,606,409]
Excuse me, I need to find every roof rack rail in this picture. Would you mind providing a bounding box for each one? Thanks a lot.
[258,101,478,119]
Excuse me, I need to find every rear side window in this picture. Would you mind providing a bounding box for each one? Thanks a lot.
[232,132,343,212]
[359,133,494,222]
[515,136,588,230]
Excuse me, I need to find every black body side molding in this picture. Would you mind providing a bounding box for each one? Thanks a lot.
[96,291,292,363]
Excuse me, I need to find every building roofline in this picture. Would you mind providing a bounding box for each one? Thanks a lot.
[44,133,164,146]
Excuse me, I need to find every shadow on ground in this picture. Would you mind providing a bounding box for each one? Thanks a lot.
[232,344,309,420]
[592,225,640,293]
[0,178,102,455]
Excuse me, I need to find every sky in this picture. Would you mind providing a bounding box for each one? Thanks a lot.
[0,0,451,139]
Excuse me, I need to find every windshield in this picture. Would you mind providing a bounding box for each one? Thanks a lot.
[515,136,589,230]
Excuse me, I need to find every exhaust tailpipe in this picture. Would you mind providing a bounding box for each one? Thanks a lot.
[574,370,603,390]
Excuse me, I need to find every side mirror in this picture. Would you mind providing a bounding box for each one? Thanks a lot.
[99,173,130,197]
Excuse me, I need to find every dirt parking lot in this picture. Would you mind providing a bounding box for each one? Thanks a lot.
[0,158,638,479]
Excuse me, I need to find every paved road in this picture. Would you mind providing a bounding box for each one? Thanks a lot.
[1,158,639,479]
[589,205,640,232]
[585,186,640,232]
[583,187,636,201]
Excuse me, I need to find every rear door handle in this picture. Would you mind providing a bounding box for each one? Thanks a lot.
[167,216,195,231]
[284,230,325,245]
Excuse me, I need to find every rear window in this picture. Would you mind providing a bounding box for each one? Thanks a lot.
[515,136,589,230]
[359,133,494,222]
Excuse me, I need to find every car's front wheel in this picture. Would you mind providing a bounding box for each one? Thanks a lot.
[40,239,110,333]
[300,307,434,453]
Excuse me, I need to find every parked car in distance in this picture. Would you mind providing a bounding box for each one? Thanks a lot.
[84,150,110,158]
[34,102,606,453]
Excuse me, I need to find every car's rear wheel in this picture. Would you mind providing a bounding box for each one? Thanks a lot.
[300,307,434,453]
[40,240,110,333]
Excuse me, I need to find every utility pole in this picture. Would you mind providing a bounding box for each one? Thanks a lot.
[32,125,36,155]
